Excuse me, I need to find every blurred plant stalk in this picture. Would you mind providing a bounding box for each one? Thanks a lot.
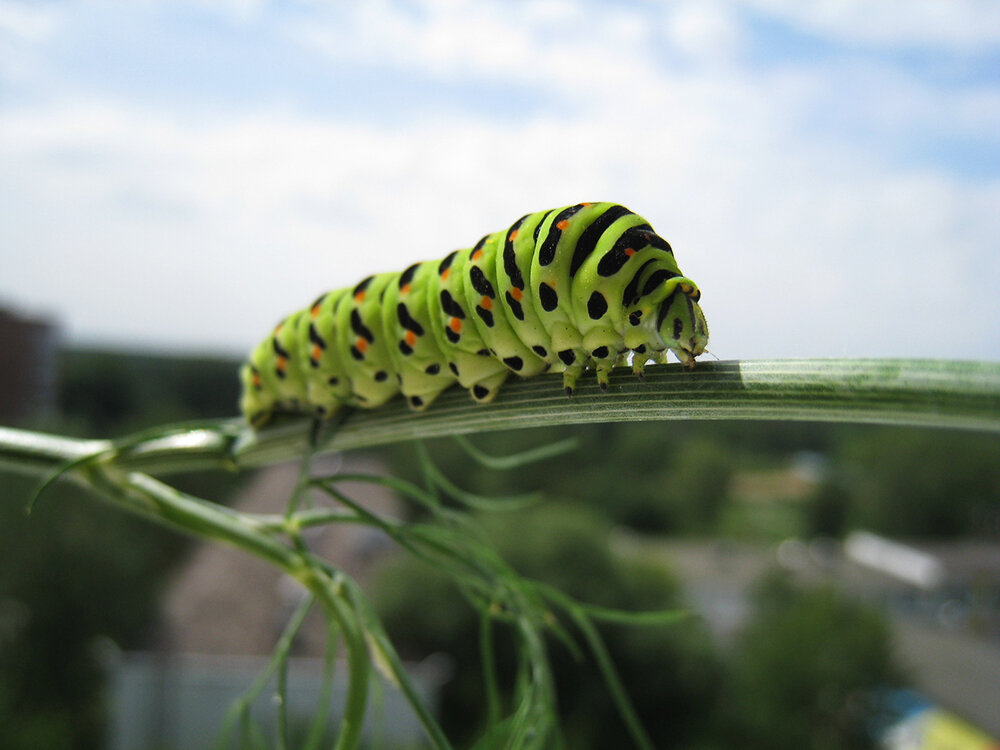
[3,359,999,482]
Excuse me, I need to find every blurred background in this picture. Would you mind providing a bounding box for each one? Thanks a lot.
[1,1,999,748]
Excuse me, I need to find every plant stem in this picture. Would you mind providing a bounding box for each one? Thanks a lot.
[2,359,999,481]
[80,465,372,749]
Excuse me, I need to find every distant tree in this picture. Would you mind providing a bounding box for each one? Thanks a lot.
[724,572,900,750]
[836,428,1000,537]
[58,353,136,434]
[58,349,241,435]
[373,503,725,749]
[655,437,733,533]
[0,473,181,749]
[806,479,851,537]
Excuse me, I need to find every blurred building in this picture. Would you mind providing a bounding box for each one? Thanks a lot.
[0,306,58,423]
[728,451,828,503]
[106,454,449,750]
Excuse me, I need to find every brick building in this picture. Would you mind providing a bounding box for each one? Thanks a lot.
[0,306,58,424]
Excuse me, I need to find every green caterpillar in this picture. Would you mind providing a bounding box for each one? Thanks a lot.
[241,202,709,426]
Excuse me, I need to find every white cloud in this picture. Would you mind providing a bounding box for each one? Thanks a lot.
[0,0,60,41]
[746,0,1000,50]
[663,2,745,64]
[289,0,667,98]
[193,0,265,22]
[0,0,65,87]
[0,0,998,363]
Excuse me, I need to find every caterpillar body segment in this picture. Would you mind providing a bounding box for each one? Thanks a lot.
[379,261,451,410]
[463,229,550,382]
[241,202,709,426]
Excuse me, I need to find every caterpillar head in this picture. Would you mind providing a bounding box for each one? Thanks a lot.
[656,279,709,368]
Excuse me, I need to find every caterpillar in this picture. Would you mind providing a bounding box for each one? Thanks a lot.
[240,202,709,426]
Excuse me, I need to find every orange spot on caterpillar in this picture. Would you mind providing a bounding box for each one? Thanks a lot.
[441,268,450,280]
[508,229,519,241]
[556,220,569,230]
[401,284,411,295]
[581,202,593,206]
[405,330,417,346]
[480,296,492,310]
[356,337,368,353]
[510,287,523,301]
[310,305,322,317]
[274,323,283,334]
[471,249,483,261]
[449,317,462,333]
[252,372,262,387]
[276,356,287,371]
[625,247,636,257]
[311,345,322,361]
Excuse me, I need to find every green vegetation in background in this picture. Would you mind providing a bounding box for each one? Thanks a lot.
[386,422,742,535]
[373,505,900,750]
[1,347,247,750]
[0,473,188,749]
[57,348,242,435]
[391,420,1000,541]
[718,500,806,541]
[814,428,1000,538]
[4,348,998,749]
[373,502,725,749]
[724,573,900,750]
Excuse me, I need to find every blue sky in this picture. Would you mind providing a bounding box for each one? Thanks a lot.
[1,0,999,361]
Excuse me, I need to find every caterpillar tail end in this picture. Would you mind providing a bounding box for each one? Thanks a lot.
[240,363,273,427]
[248,410,273,429]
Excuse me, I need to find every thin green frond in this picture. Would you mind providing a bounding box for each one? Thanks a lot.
[452,434,580,470]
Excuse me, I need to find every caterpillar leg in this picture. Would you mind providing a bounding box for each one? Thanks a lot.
[562,365,584,396]
[312,403,336,420]
[632,347,651,381]
[468,369,509,404]
[582,331,620,394]
[595,361,615,392]
[550,343,588,396]
[404,385,450,412]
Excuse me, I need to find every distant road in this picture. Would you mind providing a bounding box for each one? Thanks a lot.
[893,618,1000,738]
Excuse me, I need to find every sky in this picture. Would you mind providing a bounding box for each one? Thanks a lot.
[1,0,999,362]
